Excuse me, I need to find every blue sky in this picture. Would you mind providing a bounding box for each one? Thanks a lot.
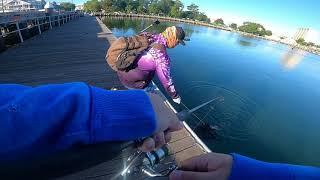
[182,0,320,36]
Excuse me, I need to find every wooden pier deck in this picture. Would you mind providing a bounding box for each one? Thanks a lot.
[0,16,208,179]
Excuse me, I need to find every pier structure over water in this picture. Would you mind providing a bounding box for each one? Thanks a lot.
[0,15,209,179]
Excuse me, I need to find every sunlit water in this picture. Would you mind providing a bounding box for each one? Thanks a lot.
[103,17,320,166]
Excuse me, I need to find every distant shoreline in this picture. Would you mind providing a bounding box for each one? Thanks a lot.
[96,13,320,57]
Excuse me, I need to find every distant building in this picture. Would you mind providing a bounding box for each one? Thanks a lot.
[43,1,52,9]
[75,4,83,11]
[304,29,320,45]
[1,0,45,12]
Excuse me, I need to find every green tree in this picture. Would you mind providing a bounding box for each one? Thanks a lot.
[180,11,192,19]
[187,3,199,12]
[60,2,75,11]
[136,0,147,14]
[84,0,101,12]
[265,30,272,36]
[230,23,237,30]
[160,0,170,14]
[306,42,315,47]
[214,18,224,25]
[296,38,306,45]
[52,1,60,10]
[169,0,183,17]
[148,2,160,14]
[187,3,199,19]
[196,12,210,22]
[101,0,113,12]
[91,0,212,24]
[238,22,267,36]
[113,0,127,12]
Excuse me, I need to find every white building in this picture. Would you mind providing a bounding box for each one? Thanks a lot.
[1,0,45,12]
[304,29,320,45]
[75,4,83,11]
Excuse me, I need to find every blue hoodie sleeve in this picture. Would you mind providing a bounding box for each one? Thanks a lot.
[229,153,320,180]
[0,83,156,161]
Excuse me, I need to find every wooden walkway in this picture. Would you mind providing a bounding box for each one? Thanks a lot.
[0,16,208,179]
[0,15,121,89]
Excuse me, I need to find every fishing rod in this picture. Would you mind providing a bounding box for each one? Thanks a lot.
[177,97,220,120]
[139,19,160,33]
[120,97,221,178]
[134,97,219,146]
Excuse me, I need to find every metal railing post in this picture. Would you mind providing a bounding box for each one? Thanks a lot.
[15,22,24,43]
[48,16,52,29]
[37,18,41,34]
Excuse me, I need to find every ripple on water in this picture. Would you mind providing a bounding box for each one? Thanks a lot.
[181,81,262,142]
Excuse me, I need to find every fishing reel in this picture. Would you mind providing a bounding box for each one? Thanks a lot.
[121,146,177,178]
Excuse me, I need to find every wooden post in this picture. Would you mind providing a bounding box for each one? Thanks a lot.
[48,16,52,29]
[15,22,24,43]
[58,15,61,26]
[37,18,41,34]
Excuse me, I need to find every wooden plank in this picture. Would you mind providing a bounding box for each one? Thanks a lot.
[168,128,190,143]
[167,136,196,156]
[174,145,206,165]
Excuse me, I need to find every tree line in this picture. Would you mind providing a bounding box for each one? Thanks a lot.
[84,0,210,23]
[50,1,76,11]
[83,0,278,38]
[296,38,320,48]
[213,18,273,37]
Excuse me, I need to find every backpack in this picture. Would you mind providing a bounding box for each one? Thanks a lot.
[106,34,151,72]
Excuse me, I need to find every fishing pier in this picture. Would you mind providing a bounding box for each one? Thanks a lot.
[0,15,209,179]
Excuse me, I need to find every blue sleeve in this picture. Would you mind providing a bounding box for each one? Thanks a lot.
[0,82,156,161]
[229,153,320,180]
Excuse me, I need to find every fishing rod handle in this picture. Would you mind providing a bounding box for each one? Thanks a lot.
[135,110,188,146]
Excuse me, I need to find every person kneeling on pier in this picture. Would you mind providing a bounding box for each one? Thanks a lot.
[106,26,188,104]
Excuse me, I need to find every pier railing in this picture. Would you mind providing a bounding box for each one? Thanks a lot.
[0,12,80,50]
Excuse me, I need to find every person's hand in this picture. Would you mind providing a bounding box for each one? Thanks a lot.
[170,152,233,180]
[139,93,184,152]
[173,96,181,104]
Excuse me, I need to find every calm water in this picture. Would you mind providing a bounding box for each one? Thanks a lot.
[103,17,320,166]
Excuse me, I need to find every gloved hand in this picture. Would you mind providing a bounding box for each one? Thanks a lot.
[139,93,184,152]
[173,96,181,104]
[170,152,233,180]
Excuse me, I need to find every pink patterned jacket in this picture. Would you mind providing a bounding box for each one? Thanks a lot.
[117,33,178,98]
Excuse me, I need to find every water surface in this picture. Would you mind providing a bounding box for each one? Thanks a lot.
[103,17,320,166]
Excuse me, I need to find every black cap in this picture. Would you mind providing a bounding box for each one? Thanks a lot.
[175,26,189,45]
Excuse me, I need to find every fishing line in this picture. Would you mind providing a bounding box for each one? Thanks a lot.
[179,81,262,141]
